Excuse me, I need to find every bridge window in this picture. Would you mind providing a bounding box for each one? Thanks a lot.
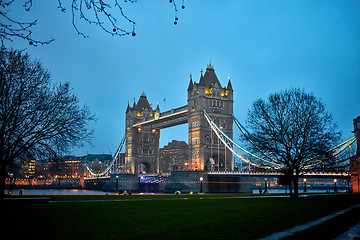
[191,120,200,128]
[192,138,200,145]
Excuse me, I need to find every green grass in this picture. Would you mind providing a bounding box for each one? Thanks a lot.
[3,193,360,240]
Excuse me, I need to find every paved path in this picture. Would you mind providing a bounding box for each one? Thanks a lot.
[259,204,360,240]
[333,221,360,240]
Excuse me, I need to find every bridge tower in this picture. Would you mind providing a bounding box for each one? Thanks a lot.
[187,62,234,171]
[125,92,160,174]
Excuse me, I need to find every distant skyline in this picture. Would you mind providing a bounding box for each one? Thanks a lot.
[8,1,360,156]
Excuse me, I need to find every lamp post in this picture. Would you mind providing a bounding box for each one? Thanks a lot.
[334,179,337,192]
[264,178,268,193]
[8,173,13,195]
[115,175,119,195]
[303,178,307,193]
[200,177,204,193]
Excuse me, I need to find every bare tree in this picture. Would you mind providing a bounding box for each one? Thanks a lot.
[245,88,340,198]
[0,0,186,46]
[0,48,94,197]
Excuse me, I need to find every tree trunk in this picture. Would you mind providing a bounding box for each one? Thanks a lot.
[294,169,300,198]
[294,176,299,198]
[288,181,293,198]
[0,165,6,198]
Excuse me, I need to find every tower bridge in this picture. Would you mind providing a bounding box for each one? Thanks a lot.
[125,62,234,174]
[85,61,358,193]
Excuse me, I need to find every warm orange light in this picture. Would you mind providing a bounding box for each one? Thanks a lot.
[205,88,212,94]
[221,90,228,96]
[137,127,142,132]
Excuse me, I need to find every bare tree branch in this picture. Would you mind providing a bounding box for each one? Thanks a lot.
[245,88,341,197]
[0,0,186,46]
[0,48,95,196]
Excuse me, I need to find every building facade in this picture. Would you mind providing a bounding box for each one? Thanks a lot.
[351,116,360,192]
[159,140,189,172]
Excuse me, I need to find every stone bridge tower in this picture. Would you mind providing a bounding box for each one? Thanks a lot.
[125,62,234,174]
[187,62,234,171]
[125,92,160,174]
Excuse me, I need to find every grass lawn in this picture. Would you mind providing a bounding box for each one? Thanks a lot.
[3,193,360,240]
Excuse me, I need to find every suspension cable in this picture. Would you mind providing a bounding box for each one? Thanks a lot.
[203,110,284,169]
[86,135,126,177]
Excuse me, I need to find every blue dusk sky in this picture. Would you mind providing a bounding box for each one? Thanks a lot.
[8,1,360,156]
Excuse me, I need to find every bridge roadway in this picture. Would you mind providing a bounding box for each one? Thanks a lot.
[207,171,349,179]
[85,171,350,180]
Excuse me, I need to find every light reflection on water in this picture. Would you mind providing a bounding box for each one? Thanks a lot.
[5,188,339,195]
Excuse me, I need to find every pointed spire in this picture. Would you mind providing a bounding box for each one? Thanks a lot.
[207,60,214,70]
[156,101,160,111]
[199,69,204,86]
[227,74,233,90]
[126,101,132,112]
[188,73,193,91]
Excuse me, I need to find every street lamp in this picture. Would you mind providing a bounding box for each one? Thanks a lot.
[8,173,13,195]
[115,176,119,195]
[264,178,268,193]
[303,178,307,193]
[200,177,204,193]
[334,179,337,192]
